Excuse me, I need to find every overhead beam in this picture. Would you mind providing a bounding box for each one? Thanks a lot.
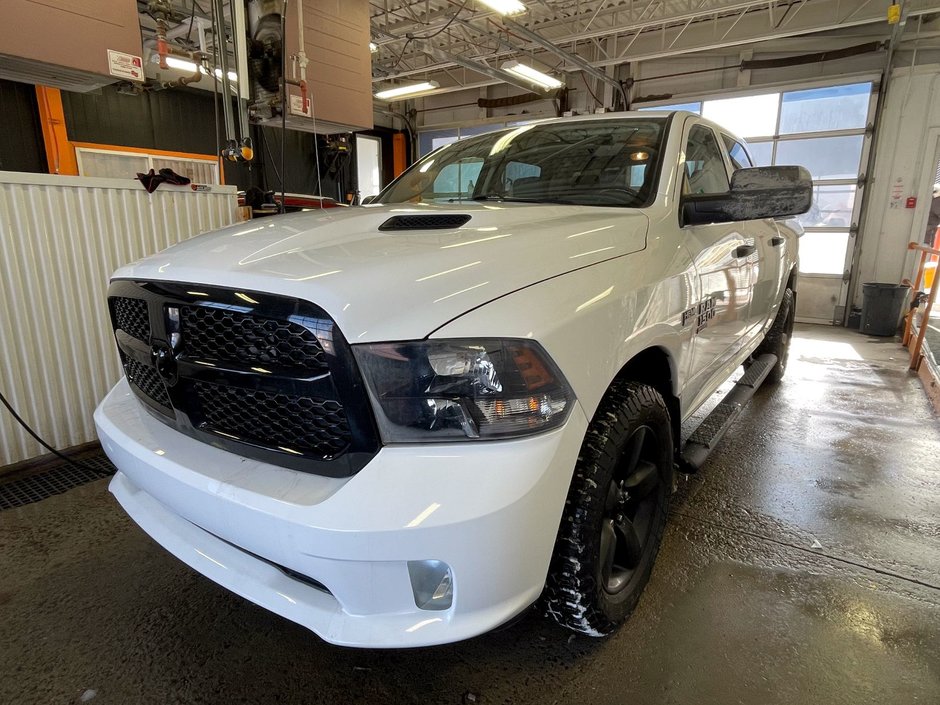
[502,18,627,105]
[588,0,936,66]
[375,0,938,83]
[377,0,778,48]
[418,42,550,95]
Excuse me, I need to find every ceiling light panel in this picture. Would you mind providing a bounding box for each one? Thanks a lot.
[476,0,526,16]
[501,60,563,89]
[374,81,441,100]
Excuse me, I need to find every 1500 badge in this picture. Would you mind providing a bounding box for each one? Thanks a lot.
[682,297,716,333]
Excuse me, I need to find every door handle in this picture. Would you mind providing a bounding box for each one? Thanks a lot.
[734,244,757,258]
[770,236,785,247]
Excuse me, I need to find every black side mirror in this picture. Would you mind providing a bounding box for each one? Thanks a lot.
[360,195,378,206]
[683,165,813,226]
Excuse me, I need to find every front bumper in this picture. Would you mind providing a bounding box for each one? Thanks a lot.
[96,378,588,647]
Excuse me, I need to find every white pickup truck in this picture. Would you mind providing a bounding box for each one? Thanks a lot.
[96,112,810,647]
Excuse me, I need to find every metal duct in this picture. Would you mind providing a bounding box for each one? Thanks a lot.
[0,173,237,466]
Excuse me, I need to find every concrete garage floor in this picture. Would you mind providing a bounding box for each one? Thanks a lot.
[1,324,938,705]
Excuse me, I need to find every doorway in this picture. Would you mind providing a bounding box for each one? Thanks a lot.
[356,135,382,201]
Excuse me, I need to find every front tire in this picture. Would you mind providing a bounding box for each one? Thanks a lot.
[543,381,673,636]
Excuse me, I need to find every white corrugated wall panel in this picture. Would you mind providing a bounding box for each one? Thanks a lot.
[0,171,238,466]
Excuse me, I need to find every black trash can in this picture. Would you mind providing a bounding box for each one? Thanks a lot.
[859,283,909,336]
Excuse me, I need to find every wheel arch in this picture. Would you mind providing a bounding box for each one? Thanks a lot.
[609,346,681,450]
[786,264,798,293]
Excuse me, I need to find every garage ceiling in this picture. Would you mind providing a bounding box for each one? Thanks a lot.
[371,0,940,91]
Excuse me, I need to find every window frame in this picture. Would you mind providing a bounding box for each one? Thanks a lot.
[720,133,754,170]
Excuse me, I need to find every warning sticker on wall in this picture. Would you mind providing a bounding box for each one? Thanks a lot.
[290,94,311,118]
[107,49,144,82]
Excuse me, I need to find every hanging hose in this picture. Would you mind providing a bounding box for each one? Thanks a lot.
[0,389,96,473]
[280,0,287,213]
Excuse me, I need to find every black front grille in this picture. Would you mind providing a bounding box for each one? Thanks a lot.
[180,305,327,372]
[378,214,472,231]
[124,356,171,409]
[194,381,350,457]
[111,297,150,342]
[106,281,379,477]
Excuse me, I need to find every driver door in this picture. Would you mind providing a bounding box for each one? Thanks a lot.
[681,123,755,404]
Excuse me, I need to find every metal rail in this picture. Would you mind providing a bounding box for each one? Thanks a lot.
[902,241,940,371]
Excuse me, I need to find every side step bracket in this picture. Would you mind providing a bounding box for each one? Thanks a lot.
[679,353,777,473]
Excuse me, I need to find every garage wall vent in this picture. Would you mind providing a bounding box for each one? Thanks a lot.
[378,214,472,231]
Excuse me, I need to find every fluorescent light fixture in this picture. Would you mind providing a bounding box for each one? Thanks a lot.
[160,55,237,82]
[477,0,526,15]
[164,56,199,72]
[501,60,563,89]
[213,68,239,82]
[374,81,440,100]
[369,42,378,53]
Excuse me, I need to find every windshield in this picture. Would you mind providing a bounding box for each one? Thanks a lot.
[378,118,667,208]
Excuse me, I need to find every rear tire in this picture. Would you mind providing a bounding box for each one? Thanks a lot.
[755,287,795,384]
[543,381,673,636]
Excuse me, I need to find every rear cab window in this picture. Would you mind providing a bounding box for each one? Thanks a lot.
[721,134,754,170]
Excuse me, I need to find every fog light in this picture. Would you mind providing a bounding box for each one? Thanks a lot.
[408,560,454,611]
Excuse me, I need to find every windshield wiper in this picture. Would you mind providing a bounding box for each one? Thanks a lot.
[470,195,577,205]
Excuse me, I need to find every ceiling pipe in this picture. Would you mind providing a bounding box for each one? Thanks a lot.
[501,19,626,107]
[155,18,170,69]
[210,0,238,154]
[418,42,551,96]
[162,60,203,89]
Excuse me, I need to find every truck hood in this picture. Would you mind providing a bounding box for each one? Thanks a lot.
[114,203,649,342]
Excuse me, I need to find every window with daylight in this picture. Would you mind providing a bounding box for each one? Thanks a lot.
[418,124,511,156]
[638,101,701,113]
[696,82,873,275]
[76,147,220,184]
[778,83,870,134]
[642,81,873,275]
[702,93,780,139]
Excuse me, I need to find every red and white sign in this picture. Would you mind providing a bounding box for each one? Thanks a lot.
[290,94,311,117]
[107,49,144,82]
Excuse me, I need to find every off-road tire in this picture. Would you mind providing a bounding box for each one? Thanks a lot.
[543,381,673,636]
[755,287,795,383]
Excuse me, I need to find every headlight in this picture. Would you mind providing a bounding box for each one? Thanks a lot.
[353,339,574,442]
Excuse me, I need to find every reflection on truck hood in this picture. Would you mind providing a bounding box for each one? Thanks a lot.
[114,203,650,342]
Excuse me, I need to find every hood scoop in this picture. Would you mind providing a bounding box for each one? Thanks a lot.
[378,214,472,231]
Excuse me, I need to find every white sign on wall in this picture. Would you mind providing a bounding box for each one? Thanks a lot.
[290,94,311,118]
[107,49,144,81]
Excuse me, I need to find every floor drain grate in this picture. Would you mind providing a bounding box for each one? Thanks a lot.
[0,453,116,511]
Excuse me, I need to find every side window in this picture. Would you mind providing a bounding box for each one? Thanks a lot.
[433,158,484,197]
[503,162,550,198]
[505,161,542,195]
[722,134,754,170]
[505,161,541,182]
[683,125,730,195]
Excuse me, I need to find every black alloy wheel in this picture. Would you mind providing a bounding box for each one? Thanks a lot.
[599,425,664,596]
[544,381,673,636]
